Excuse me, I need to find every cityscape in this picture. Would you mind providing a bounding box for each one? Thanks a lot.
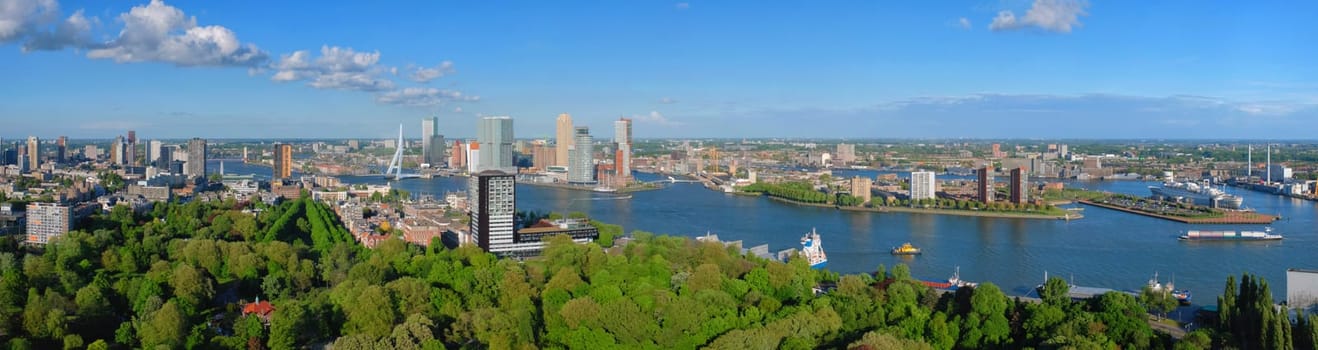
[3,0,1318,349]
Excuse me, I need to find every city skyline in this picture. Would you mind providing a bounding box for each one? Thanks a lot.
[3,0,1317,139]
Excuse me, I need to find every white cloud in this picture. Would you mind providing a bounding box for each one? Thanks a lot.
[989,0,1089,33]
[659,97,677,104]
[271,45,395,91]
[675,2,689,10]
[409,61,454,83]
[375,87,479,107]
[0,0,58,42]
[958,17,971,29]
[21,9,90,51]
[85,0,267,66]
[632,111,682,126]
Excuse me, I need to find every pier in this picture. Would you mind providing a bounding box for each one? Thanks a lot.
[1078,200,1278,224]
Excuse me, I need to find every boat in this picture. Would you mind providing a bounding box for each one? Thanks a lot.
[1146,272,1192,305]
[1179,227,1283,241]
[800,228,828,269]
[921,266,978,290]
[592,187,618,193]
[891,242,922,255]
[1150,179,1244,209]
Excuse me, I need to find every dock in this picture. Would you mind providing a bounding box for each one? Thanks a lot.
[1078,200,1278,224]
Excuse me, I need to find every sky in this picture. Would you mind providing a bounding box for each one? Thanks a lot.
[2,0,1317,140]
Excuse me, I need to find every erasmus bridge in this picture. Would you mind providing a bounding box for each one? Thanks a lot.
[383,124,421,181]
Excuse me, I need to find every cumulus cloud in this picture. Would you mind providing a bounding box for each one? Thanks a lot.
[409,61,454,83]
[989,0,1089,33]
[958,17,971,29]
[0,0,57,42]
[85,0,267,66]
[271,46,395,91]
[632,111,682,126]
[375,87,479,107]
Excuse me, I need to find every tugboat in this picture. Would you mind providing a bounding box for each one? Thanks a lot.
[800,228,828,269]
[1148,272,1192,305]
[890,242,922,255]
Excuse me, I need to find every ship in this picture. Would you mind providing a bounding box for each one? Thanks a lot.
[1179,227,1283,241]
[1150,180,1244,209]
[800,228,828,269]
[920,266,978,290]
[890,242,922,255]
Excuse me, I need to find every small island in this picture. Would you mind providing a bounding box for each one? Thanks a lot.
[1044,188,1278,224]
[739,181,1078,220]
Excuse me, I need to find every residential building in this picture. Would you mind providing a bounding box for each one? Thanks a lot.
[977,166,995,203]
[531,141,555,169]
[991,143,1006,159]
[1009,167,1028,205]
[25,202,71,245]
[568,127,595,184]
[477,116,515,172]
[555,113,573,167]
[836,143,856,165]
[450,140,466,169]
[26,136,39,170]
[910,171,936,200]
[147,140,163,165]
[186,138,207,179]
[127,130,137,166]
[614,118,632,183]
[273,143,293,180]
[56,136,66,163]
[849,176,871,204]
[465,142,480,173]
[468,170,525,256]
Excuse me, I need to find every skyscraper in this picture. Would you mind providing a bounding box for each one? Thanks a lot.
[468,170,516,252]
[186,138,207,179]
[56,136,66,163]
[451,140,466,169]
[273,143,293,180]
[910,171,936,201]
[428,134,446,167]
[127,130,137,166]
[26,136,39,171]
[111,136,125,166]
[477,116,515,172]
[1009,167,1028,205]
[836,143,856,165]
[614,118,633,184]
[422,117,438,166]
[569,127,595,184]
[147,140,163,165]
[555,113,573,167]
[977,166,995,203]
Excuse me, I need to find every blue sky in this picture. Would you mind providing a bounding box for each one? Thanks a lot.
[2,0,1316,140]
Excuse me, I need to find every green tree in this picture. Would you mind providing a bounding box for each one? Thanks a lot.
[138,300,186,349]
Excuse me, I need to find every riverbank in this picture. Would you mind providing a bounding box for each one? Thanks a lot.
[517,180,663,194]
[1078,200,1279,224]
[764,196,1079,220]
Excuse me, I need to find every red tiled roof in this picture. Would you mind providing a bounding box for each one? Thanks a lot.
[242,300,274,316]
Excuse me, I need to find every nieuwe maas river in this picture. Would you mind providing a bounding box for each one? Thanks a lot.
[216,160,1314,302]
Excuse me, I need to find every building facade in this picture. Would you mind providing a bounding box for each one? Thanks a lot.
[849,176,872,204]
[56,136,66,163]
[186,138,207,179]
[111,136,125,166]
[126,130,138,166]
[614,118,632,184]
[1009,167,1028,205]
[568,127,595,184]
[836,143,856,165]
[25,202,71,245]
[477,116,515,172]
[555,113,573,167]
[26,136,39,171]
[273,143,293,180]
[422,117,437,165]
[910,171,936,201]
[977,166,995,203]
[427,134,445,167]
[468,171,522,255]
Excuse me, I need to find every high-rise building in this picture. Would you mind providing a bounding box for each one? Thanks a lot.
[147,140,163,165]
[186,138,207,179]
[468,170,518,253]
[568,127,595,184]
[422,117,438,166]
[849,176,872,204]
[910,171,936,201]
[111,136,125,166]
[530,141,555,169]
[450,140,466,169]
[1009,167,1028,205]
[26,136,39,171]
[427,134,445,167]
[126,130,137,166]
[614,118,633,183]
[991,143,1006,159]
[466,142,480,173]
[977,166,995,203]
[81,145,97,161]
[836,143,856,165]
[154,145,174,170]
[477,116,515,172]
[555,113,573,167]
[273,143,293,180]
[56,136,66,163]
[26,202,71,245]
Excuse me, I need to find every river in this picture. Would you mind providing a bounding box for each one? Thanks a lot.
[217,158,1308,303]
